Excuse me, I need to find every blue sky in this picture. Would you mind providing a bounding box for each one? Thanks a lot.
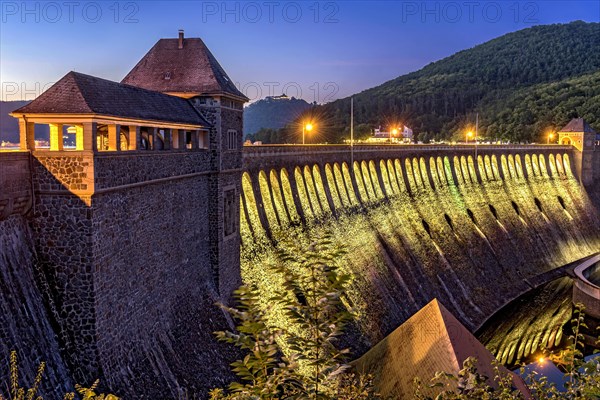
[1,1,599,103]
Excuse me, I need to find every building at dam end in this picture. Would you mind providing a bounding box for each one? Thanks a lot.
[1,31,248,397]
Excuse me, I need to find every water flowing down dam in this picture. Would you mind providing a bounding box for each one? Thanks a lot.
[240,145,600,352]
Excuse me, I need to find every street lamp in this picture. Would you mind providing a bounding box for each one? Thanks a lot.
[548,132,554,144]
[466,131,473,143]
[391,128,398,144]
[303,123,313,145]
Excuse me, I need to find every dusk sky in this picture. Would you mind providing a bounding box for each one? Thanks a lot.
[1,0,599,103]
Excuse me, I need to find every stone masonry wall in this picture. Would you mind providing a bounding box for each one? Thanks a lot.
[91,174,237,398]
[26,148,240,397]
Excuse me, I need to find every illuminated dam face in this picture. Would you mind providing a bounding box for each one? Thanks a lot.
[240,145,600,349]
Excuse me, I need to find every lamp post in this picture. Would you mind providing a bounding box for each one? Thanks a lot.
[548,132,554,144]
[466,131,473,144]
[303,123,313,145]
[391,128,398,144]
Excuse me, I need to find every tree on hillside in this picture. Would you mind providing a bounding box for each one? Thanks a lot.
[308,21,600,143]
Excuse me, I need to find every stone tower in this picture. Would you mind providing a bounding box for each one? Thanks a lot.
[7,32,248,397]
[122,30,248,298]
[558,118,599,185]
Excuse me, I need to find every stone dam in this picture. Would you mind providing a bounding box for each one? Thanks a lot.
[1,142,599,398]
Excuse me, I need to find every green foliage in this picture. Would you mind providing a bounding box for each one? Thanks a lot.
[315,21,600,143]
[1,350,118,400]
[272,234,352,397]
[211,285,296,399]
[210,233,381,400]
[415,304,600,400]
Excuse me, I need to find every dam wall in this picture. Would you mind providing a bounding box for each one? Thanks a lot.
[240,145,600,352]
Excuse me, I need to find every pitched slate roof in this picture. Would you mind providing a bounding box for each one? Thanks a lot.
[559,118,597,134]
[121,37,248,101]
[352,299,530,399]
[12,71,210,127]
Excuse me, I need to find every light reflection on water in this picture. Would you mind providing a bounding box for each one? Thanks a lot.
[477,276,598,368]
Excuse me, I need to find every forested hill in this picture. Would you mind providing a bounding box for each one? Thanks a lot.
[243,96,313,136]
[318,20,600,143]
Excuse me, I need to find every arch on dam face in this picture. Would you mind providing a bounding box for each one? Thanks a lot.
[360,161,376,200]
[369,160,385,199]
[394,159,407,192]
[295,166,314,219]
[405,158,417,191]
[501,155,510,180]
[452,156,463,185]
[562,153,573,177]
[484,155,494,181]
[304,165,324,215]
[515,155,524,179]
[335,163,352,206]
[385,159,400,194]
[420,157,432,190]
[477,155,487,182]
[341,162,359,205]
[241,172,263,238]
[269,169,290,226]
[380,160,394,196]
[280,168,300,223]
[507,154,517,180]
[538,154,548,177]
[460,156,471,184]
[443,156,455,186]
[332,163,350,207]
[312,164,331,215]
[436,157,447,186]
[353,161,369,202]
[429,157,440,188]
[467,155,478,183]
[524,154,534,177]
[555,154,565,176]
[259,170,280,229]
[531,154,540,176]
[491,155,501,180]
[412,158,424,190]
[548,154,558,177]
[325,163,343,210]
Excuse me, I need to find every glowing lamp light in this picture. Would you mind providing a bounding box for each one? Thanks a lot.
[467,131,474,138]
[392,129,398,135]
[538,356,545,364]
[302,122,314,144]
